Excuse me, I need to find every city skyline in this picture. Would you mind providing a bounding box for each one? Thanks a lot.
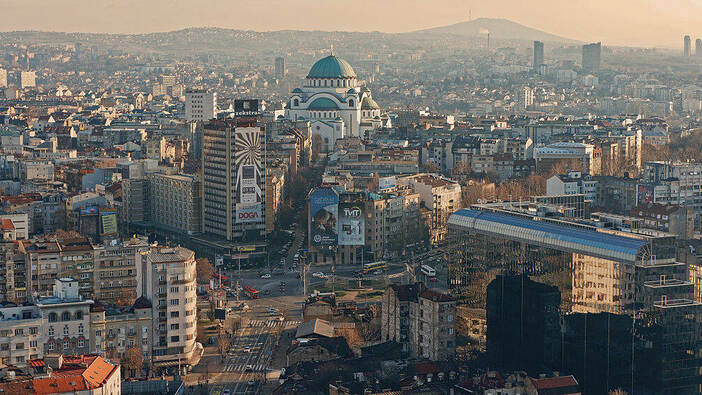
[2,0,702,48]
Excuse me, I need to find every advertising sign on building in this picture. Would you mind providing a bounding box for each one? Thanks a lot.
[236,204,263,224]
[379,176,396,190]
[99,210,118,236]
[338,202,365,246]
[310,187,339,247]
[235,128,262,205]
[637,184,654,205]
[234,99,262,117]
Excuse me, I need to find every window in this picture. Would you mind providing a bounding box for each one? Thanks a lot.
[171,336,179,342]
[349,99,354,107]
[75,311,83,320]
[169,299,179,306]
[170,287,178,293]
[78,324,84,335]
[15,356,24,363]
[48,343,54,351]
[0,344,7,351]
[170,312,180,318]
[95,330,101,337]
[14,329,23,336]
[48,327,54,337]
[170,324,179,330]
[29,327,37,335]
[78,339,84,348]
[293,99,299,106]
[48,313,57,322]
[61,311,71,321]
[15,343,23,350]
[63,326,69,336]
[30,340,37,348]
[63,341,69,350]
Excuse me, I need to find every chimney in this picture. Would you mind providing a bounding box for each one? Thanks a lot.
[45,354,63,370]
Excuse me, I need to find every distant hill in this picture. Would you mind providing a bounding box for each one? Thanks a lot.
[412,17,579,43]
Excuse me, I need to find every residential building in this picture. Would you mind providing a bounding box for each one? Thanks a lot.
[0,354,121,395]
[631,203,694,239]
[93,237,149,307]
[137,246,201,370]
[534,142,600,175]
[89,296,152,366]
[274,56,286,80]
[20,71,36,89]
[533,41,544,70]
[381,283,455,361]
[0,304,42,366]
[398,174,461,245]
[546,171,598,203]
[148,173,202,234]
[36,278,92,356]
[582,42,601,72]
[185,89,217,122]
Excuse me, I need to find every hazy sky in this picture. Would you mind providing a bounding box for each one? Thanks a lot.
[1,0,699,48]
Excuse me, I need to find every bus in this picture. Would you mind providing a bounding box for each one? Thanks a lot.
[420,264,436,277]
[243,286,259,299]
[359,261,387,275]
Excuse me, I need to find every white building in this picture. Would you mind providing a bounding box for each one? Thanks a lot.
[534,142,599,175]
[286,54,383,151]
[185,89,217,122]
[20,71,36,89]
[546,170,598,203]
[0,304,42,366]
[398,174,461,245]
[137,246,201,370]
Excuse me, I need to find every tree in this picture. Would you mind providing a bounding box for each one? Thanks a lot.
[421,161,440,174]
[122,346,144,377]
[216,334,231,361]
[196,258,215,282]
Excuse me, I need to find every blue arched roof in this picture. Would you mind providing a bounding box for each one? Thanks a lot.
[307,97,339,110]
[307,55,357,79]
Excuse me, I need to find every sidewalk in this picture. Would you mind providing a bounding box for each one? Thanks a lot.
[260,327,296,393]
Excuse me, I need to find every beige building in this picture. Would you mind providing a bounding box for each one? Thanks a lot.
[0,241,29,302]
[398,174,461,245]
[22,239,61,296]
[137,246,201,370]
[89,296,152,367]
[93,237,149,307]
[37,278,93,357]
[148,173,202,234]
[382,283,456,361]
[265,168,286,233]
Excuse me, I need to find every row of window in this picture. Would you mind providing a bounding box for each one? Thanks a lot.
[47,311,84,322]
[48,323,84,337]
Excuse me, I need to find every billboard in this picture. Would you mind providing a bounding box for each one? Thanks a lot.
[80,205,99,216]
[310,187,338,247]
[234,99,262,117]
[637,184,654,205]
[235,128,262,205]
[236,204,263,224]
[338,202,365,246]
[99,210,118,236]
[379,176,396,190]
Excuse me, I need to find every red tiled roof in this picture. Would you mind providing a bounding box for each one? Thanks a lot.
[1,219,15,231]
[531,375,579,390]
[33,376,88,394]
[28,359,45,368]
[420,288,453,303]
[414,361,440,375]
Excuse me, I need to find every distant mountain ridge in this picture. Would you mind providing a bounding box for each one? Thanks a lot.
[412,17,579,43]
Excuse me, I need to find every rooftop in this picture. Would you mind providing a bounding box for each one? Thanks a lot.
[307,55,357,79]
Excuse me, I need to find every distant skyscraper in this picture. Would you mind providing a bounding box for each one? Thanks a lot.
[185,88,217,122]
[0,68,6,89]
[20,71,36,89]
[696,38,702,57]
[533,41,544,70]
[581,42,601,72]
[684,35,692,57]
[274,56,285,79]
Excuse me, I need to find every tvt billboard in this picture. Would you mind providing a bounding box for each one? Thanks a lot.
[338,202,364,246]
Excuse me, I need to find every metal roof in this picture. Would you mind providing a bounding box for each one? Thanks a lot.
[448,209,648,263]
[307,55,357,79]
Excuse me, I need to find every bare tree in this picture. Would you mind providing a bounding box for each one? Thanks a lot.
[196,258,215,281]
[122,346,144,377]
[216,335,231,361]
[421,161,440,174]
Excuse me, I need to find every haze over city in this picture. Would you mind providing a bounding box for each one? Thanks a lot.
[3,1,702,394]
[1,0,701,47]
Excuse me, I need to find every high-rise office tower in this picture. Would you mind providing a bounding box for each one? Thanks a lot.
[684,35,692,57]
[185,88,217,122]
[202,101,265,240]
[581,42,601,72]
[274,56,285,80]
[533,41,544,70]
[696,38,702,57]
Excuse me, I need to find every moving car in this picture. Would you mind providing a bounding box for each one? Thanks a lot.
[243,347,251,353]
[261,273,271,279]
[245,364,253,372]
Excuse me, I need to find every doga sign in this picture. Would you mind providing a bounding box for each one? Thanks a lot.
[236,204,262,224]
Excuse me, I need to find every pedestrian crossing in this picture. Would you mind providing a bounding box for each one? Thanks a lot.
[248,319,301,328]
[224,363,268,372]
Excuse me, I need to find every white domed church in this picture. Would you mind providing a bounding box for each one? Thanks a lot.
[286,54,387,152]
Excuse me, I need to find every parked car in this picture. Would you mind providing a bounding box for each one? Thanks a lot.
[261,273,271,279]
